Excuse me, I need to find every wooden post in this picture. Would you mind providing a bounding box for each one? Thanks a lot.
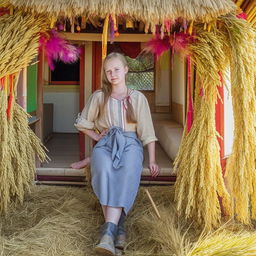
[36,50,44,167]
[79,45,85,160]
[16,68,27,110]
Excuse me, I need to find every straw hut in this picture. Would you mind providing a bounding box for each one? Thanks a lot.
[0,0,256,233]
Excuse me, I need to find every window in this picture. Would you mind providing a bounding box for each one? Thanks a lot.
[49,60,80,85]
[125,53,154,91]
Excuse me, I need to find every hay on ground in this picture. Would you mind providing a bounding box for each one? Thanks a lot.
[1,185,256,256]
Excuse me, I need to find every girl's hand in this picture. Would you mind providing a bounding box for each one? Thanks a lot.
[149,161,160,177]
[94,129,108,141]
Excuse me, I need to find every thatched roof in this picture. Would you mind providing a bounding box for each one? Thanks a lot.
[3,0,236,23]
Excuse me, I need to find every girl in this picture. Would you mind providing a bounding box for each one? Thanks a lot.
[75,52,159,255]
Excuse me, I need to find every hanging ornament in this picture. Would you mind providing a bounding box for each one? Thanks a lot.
[81,16,87,29]
[144,22,150,33]
[188,20,194,35]
[70,17,75,33]
[144,35,170,59]
[39,30,81,70]
[160,23,165,39]
[109,15,115,43]
[164,20,172,35]
[102,14,109,60]
[50,16,56,29]
[183,19,188,33]
[126,18,134,29]
[113,15,119,37]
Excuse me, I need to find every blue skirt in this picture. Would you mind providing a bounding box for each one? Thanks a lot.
[91,126,143,214]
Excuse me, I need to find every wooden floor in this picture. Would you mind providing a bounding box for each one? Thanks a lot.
[41,133,173,175]
[42,133,80,168]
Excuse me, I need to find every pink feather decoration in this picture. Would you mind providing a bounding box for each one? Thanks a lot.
[170,32,194,53]
[39,30,81,70]
[236,12,247,20]
[144,35,170,59]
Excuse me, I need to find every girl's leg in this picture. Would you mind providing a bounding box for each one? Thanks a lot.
[101,205,107,219]
[105,206,122,225]
[70,157,90,169]
[95,206,121,255]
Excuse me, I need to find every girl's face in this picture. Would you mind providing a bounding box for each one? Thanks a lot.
[104,57,128,86]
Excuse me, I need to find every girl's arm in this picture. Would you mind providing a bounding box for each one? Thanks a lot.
[80,128,108,142]
[147,141,160,177]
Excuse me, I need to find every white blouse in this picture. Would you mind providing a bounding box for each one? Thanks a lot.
[75,89,157,146]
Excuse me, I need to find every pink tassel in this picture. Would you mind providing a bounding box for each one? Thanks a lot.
[183,19,187,32]
[39,30,81,70]
[164,20,172,35]
[109,15,115,43]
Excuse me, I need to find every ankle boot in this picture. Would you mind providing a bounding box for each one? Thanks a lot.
[95,222,118,256]
[115,211,126,250]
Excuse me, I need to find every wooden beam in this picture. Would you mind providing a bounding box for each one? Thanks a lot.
[61,32,153,42]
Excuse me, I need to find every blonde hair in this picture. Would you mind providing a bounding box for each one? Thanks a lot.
[100,52,136,123]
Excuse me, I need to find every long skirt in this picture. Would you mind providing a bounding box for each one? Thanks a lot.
[91,126,144,214]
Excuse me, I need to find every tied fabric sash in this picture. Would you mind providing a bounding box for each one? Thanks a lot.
[95,126,127,169]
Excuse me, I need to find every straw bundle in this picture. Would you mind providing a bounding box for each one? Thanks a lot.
[0,11,48,78]
[187,229,256,256]
[5,0,236,24]
[0,96,48,213]
[221,15,256,225]
[173,27,231,230]
[0,73,48,214]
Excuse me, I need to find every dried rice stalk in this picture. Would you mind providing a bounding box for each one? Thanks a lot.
[0,11,48,78]
[0,84,48,213]
[4,0,236,23]
[187,229,256,256]
[0,89,14,214]
[221,15,256,225]
[174,27,231,230]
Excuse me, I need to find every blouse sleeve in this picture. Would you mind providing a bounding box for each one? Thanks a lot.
[74,91,101,131]
[136,93,158,146]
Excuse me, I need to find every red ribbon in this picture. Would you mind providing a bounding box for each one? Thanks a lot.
[6,74,14,119]
[186,56,193,132]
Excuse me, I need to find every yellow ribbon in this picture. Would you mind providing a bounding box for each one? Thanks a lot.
[102,14,109,60]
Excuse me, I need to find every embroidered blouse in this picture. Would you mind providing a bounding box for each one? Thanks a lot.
[74,89,157,146]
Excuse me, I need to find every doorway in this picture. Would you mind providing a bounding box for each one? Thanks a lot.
[41,45,85,168]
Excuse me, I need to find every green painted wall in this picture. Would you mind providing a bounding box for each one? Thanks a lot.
[27,64,37,112]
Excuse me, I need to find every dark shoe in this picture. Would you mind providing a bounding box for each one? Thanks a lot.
[115,211,126,250]
[95,222,118,256]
